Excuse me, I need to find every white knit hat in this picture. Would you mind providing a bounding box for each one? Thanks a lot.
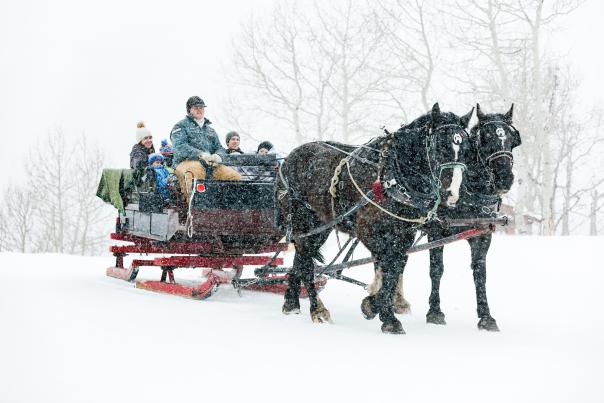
[136,121,152,143]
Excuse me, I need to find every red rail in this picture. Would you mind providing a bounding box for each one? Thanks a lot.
[153,255,283,269]
[109,233,288,255]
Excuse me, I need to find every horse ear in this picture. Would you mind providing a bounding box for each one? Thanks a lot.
[460,107,474,128]
[505,103,514,124]
[431,102,441,122]
[476,103,485,120]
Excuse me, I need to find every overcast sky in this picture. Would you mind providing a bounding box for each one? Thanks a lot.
[1,0,603,190]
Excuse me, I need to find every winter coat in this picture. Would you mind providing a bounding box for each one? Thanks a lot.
[170,115,226,166]
[152,165,171,200]
[130,143,155,170]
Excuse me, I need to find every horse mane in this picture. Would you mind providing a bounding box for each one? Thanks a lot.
[400,112,431,131]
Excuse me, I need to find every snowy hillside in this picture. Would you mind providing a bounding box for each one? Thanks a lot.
[1,235,602,403]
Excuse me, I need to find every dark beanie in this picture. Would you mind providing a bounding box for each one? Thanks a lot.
[225,131,240,144]
[257,141,273,153]
[186,96,206,113]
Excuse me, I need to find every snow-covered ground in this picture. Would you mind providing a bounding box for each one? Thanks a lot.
[1,235,602,403]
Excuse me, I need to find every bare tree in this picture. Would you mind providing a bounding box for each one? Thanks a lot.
[442,0,584,234]
[589,189,604,236]
[230,2,313,145]
[228,0,394,146]
[374,0,438,114]
[0,129,113,255]
[67,135,114,255]
[25,128,74,253]
[547,83,604,235]
[0,186,37,252]
[311,0,390,142]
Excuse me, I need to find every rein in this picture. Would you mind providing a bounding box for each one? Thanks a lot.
[329,129,443,224]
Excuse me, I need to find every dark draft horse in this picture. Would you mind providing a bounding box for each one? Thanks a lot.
[278,103,474,334]
[371,103,521,331]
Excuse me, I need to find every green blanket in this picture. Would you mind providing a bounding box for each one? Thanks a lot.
[96,169,136,213]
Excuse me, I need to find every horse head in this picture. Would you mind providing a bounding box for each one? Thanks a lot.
[472,103,521,194]
[429,103,474,207]
[389,103,473,210]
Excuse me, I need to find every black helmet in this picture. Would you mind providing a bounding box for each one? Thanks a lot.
[186,96,206,112]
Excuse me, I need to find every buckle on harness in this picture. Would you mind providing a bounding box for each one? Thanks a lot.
[383,179,397,189]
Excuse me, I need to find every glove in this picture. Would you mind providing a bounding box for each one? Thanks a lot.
[199,152,212,163]
[208,154,222,163]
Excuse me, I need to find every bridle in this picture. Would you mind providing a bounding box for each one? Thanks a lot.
[475,120,517,167]
[428,123,469,175]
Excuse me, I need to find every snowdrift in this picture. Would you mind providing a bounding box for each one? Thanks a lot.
[0,235,602,403]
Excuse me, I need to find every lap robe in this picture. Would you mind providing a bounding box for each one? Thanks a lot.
[175,160,242,200]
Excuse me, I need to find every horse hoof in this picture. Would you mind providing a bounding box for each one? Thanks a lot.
[282,298,300,315]
[394,302,411,315]
[361,296,377,320]
[478,317,500,332]
[426,310,446,325]
[393,296,411,315]
[381,319,405,335]
[311,308,333,324]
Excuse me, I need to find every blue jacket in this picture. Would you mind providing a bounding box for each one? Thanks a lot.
[170,115,226,166]
[152,165,171,200]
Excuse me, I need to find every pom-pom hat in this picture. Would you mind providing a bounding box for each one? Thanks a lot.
[136,121,152,143]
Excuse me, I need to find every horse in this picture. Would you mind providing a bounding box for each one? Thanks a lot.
[278,103,474,334]
[370,103,521,331]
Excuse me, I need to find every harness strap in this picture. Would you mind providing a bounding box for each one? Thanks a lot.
[486,150,514,165]
[293,192,371,240]
[321,142,379,168]
[345,160,431,224]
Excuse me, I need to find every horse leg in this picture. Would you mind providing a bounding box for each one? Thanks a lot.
[366,263,382,296]
[299,232,332,323]
[367,264,410,315]
[426,244,447,325]
[282,266,302,315]
[393,272,411,314]
[362,253,406,334]
[468,235,499,331]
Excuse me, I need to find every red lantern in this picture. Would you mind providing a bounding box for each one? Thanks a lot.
[196,183,206,193]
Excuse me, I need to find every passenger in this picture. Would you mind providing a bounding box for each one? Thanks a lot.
[225,131,244,154]
[159,139,175,167]
[256,141,274,155]
[148,153,171,201]
[254,141,280,181]
[171,96,242,198]
[130,121,155,170]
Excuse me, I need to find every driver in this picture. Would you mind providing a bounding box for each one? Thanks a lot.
[171,96,242,198]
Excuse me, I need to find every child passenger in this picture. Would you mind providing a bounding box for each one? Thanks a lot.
[148,153,171,201]
[159,139,175,167]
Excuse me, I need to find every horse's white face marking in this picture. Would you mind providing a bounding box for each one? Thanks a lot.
[452,132,463,161]
[446,167,463,206]
[452,143,460,161]
[496,127,506,148]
